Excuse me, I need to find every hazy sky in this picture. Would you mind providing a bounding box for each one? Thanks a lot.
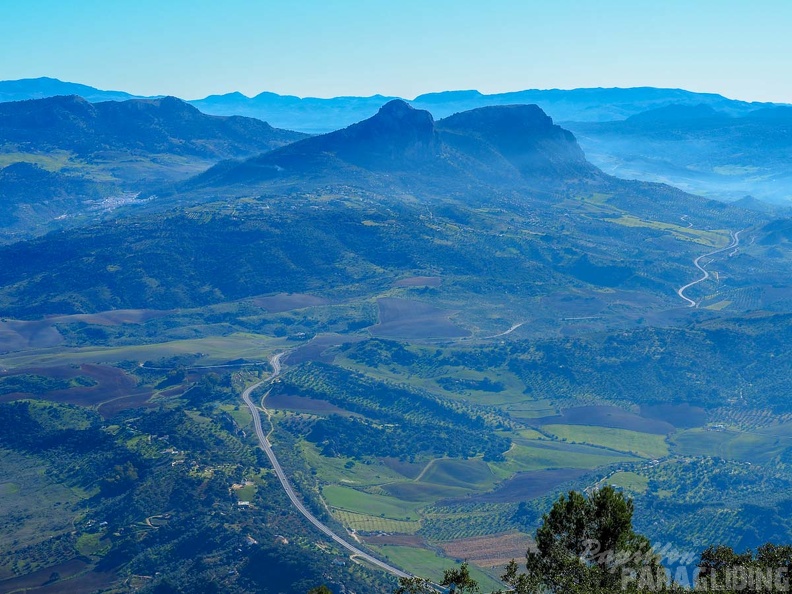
[2,0,791,102]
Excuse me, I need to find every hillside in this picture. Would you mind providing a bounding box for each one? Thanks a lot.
[2,78,783,133]
[0,101,769,322]
[0,95,307,240]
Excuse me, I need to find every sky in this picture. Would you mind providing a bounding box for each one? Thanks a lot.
[1,0,791,102]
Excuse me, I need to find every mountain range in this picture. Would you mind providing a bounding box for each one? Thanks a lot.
[187,100,598,197]
[1,77,783,133]
[5,77,792,206]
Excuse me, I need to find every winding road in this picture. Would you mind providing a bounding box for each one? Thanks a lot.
[677,229,744,307]
[241,353,411,579]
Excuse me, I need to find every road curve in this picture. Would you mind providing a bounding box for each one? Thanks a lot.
[677,229,744,307]
[241,353,411,579]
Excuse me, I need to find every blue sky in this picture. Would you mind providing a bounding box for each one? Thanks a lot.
[1,0,790,102]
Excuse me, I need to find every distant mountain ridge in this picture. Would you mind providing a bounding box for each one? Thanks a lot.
[1,77,785,133]
[191,86,788,133]
[0,76,153,103]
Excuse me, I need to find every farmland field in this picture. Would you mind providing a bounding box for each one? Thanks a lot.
[543,424,670,459]
[331,509,420,534]
[606,471,650,493]
[438,531,533,568]
[534,405,674,434]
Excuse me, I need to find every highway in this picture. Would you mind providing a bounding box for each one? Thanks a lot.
[677,229,744,307]
[240,352,411,579]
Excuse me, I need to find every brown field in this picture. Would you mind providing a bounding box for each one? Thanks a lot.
[265,393,352,416]
[462,468,588,504]
[640,403,707,428]
[535,405,674,435]
[394,276,443,288]
[438,532,534,568]
[369,298,470,339]
[0,364,152,418]
[251,293,331,313]
[285,333,365,365]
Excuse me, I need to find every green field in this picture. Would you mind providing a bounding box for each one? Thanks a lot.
[235,483,257,502]
[368,545,504,592]
[671,428,789,462]
[219,404,253,428]
[492,441,635,477]
[322,484,425,520]
[299,441,405,486]
[543,425,670,459]
[607,214,729,246]
[607,471,650,493]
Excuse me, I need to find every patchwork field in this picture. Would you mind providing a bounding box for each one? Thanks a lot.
[331,509,420,534]
[266,392,352,416]
[493,441,636,475]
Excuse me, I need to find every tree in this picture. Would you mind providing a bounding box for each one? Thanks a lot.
[395,563,480,594]
[502,487,664,594]
[698,544,792,593]
[306,586,333,594]
[394,576,434,594]
[442,562,481,593]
